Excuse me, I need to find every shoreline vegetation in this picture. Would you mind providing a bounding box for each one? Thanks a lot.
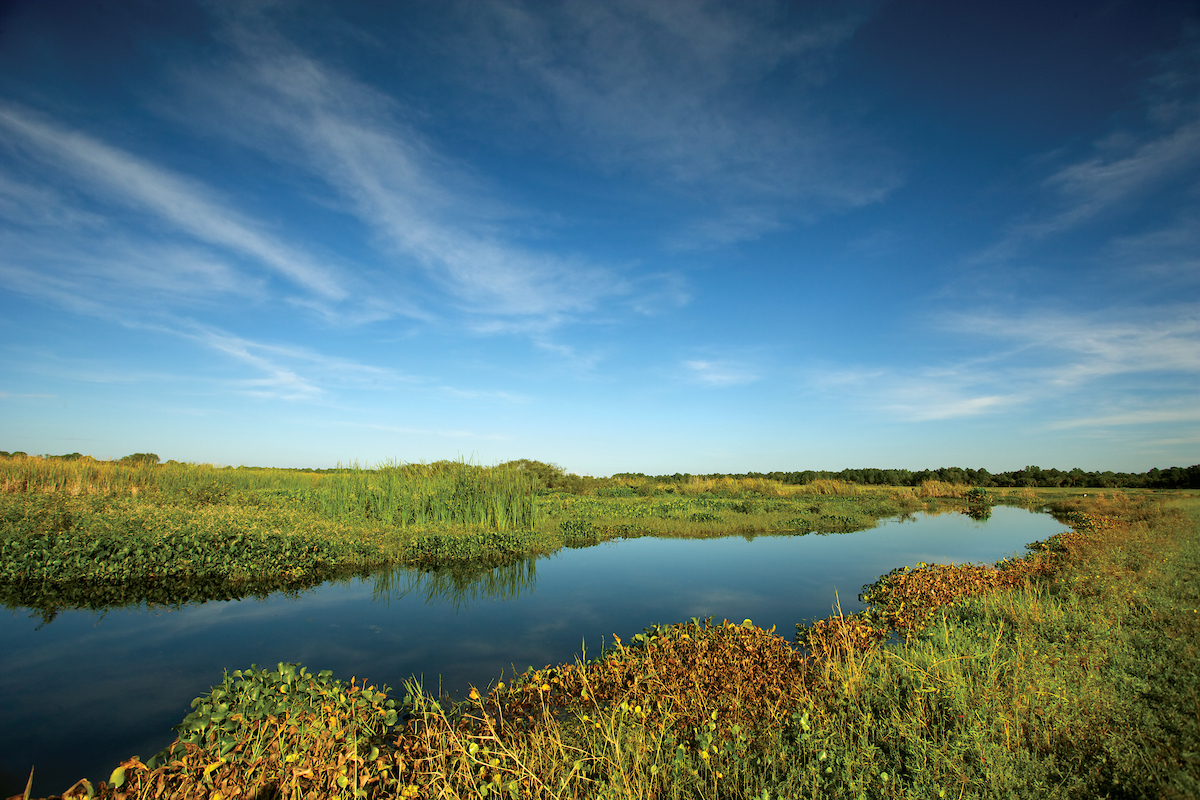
[3,454,1196,617]
[0,454,1059,619]
[2,455,1198,797]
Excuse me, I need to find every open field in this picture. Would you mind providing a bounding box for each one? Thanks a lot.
[15,486,1197,798]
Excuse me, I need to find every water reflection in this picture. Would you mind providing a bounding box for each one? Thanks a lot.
[372,558,538,610]
[6,505,1037,625]
[0,569,375,627]
[965,505,992,521]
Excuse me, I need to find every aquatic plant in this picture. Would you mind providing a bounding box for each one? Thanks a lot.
[0,493,386,619]
[314,461,537,531]
[89,663,402,800]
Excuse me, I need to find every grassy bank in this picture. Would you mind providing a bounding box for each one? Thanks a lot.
[1,456,968,616]
[28,491,1198,799]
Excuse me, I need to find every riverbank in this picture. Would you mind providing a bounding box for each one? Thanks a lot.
[2,456,980,618]
[21,491,1196,799]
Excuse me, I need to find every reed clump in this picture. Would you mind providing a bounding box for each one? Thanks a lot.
[315,461,537,532]
[0,456,537,532]
[799,478,860,496]
[915,479,973,498]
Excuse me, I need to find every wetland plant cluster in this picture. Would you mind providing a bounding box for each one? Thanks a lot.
[1,455,945,618]
[33,492,1200,799]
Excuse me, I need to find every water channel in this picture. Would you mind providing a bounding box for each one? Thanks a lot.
[0,506,1064,796]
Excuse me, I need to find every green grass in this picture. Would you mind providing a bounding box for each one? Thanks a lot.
[0,456,953,618]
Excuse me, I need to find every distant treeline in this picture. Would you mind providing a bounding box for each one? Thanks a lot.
[0,452,357,474]
[3,452,1198,490]
[612,464,1200,490]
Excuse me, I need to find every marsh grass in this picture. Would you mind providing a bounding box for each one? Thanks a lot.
[608,475,865,499]
[915,480,971,499]
[315,461,536,532]
[540,493,911,543]
[0,452,1012,619]
[0,456,537,531]
[0,457,545,614]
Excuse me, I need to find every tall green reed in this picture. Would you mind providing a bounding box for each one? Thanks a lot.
[314,460,537,531]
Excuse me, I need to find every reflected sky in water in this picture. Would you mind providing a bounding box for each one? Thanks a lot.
[0,507,1062,796]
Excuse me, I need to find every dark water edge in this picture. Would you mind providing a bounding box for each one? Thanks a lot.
[0,506,1063,797]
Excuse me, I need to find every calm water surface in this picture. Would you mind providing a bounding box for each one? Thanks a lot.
[0,506,1063,796]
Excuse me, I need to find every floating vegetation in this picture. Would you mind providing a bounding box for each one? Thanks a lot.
[0,493,385,621]
[86,664,402,800]
[796,512,1113,654]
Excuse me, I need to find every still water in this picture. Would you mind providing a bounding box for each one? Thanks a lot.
[0,506,1063,796]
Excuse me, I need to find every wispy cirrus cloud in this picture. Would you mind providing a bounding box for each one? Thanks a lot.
[176,20,635,327]
[0,105,347,300]
[972,41,1200,266]
[0,230,260,315]
[342,422,511,441]
[811,366,1024,422]
[1047,407,1200,430]
[954,310,1200,382]
[1105,214,1200,285]
[683,358,760,387]
[1009,118,1200,249]
[437,386,529,403]
[883,390,1021,422]
[810,307,1199,425]
[456,0,899,245]
[0,391,55,399]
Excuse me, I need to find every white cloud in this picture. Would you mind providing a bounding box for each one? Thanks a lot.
[178,27,633,326]
[809,308,1199,424]
[0,105,347,300]
[971,51,1200,267]
[178,324,418,402]
[811,366,1024,421]
[957,310,1200,382]
[0,229,261,313]
[437,386,529,403]
[448,0,899,244]
[684,359,759,387]
[885,392,1022,423]
[0,173,107,231]
[1107,216,1200,284]
[1039,117,1200,231]
[1048,408,1200,430]
[342,422,511,441]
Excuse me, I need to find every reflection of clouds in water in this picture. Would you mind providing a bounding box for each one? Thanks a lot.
[522,616,577,637]
[669,587,766,620]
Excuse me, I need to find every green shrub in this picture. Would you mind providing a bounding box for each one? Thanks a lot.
[112,663,402,799]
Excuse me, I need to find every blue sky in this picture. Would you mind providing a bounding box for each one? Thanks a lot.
[0,0,1196,475]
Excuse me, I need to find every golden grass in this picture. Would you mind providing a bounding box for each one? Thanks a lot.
[915,479,971,498]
